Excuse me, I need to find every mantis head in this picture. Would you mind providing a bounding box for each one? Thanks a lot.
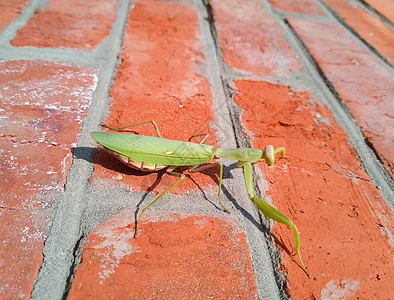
[262,145,286,166]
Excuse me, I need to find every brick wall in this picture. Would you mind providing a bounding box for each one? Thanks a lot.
[1,0,393,299]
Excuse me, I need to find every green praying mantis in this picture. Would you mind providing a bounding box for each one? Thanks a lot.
[91,120,310,277]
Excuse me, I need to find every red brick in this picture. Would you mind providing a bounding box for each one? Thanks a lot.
[363,0,394,23]
[323,0,394,64]
[233,80,393,299]
[11,0,119,49]
[210,0,302,77]
[288,18,394,179]
[0,60,97,298]
[91,0,217,195]
[0,0,29,32]
[69,210,258,299]
[269,0,325,15]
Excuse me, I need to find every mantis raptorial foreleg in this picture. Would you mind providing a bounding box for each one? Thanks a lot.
[241,161,311,277]
[103,120,162,137]
[134,171,186,237]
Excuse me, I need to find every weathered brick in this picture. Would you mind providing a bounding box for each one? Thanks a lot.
[363,0,394,23]
[0,60,97,298]
[288,18,394,179]
[11,0,118,49]
[233,79,393,299]
[323,0,394,64]
[210,0,302,77]
[3,0,391,298]
[69,210,258,299]
[91,0,217,195]
[0,0,29,32]
[269,0,325,15]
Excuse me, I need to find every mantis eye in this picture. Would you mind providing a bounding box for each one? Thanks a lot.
[262,145,275,165]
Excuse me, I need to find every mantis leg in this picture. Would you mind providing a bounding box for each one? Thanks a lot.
[189,162,229,213]
[216,162,229,213]
[242,161,310,277]
[274,147,286,159]
[103,120,162,137]
[134,172,185,237]
[188,133,209,144]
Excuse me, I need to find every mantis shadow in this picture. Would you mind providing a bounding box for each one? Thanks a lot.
[73,147,270,239]
[272,233,310,278]
[71,146,95,164]
[189,162,266,233]
[73,146,151,176]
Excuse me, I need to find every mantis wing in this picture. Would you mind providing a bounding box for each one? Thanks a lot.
[91,131,214,166]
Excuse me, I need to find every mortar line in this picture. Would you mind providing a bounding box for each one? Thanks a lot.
[355,0,394,28]
[63,235,85,298]
[197,0,242,148]
[200,0,251,149]
[0,0,43,46]
[0,0,120,68]
[262,0,394,208]
[198,0,288,298]
[0,45,99,67]
[315,0,393,70]
[30,0,133,299]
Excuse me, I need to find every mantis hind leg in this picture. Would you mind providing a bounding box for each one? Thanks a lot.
[189,162,230,213]
[103,120,162,137]
[134,171,185,237]
[242,162,310,277]
[188,133,209,144]
[215,161,229,213]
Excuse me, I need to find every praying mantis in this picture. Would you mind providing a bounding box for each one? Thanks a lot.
[91,120,310,277]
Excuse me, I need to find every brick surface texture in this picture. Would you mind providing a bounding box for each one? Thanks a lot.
[0,60,97,298]
[92,0,218,195]
[69,211,258,299]
[11,0,119,49]
[0,0,29,32]
[322,0,394,64]
[1,0,393,299]
[288,18,394,180]
[362,0,394,23]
